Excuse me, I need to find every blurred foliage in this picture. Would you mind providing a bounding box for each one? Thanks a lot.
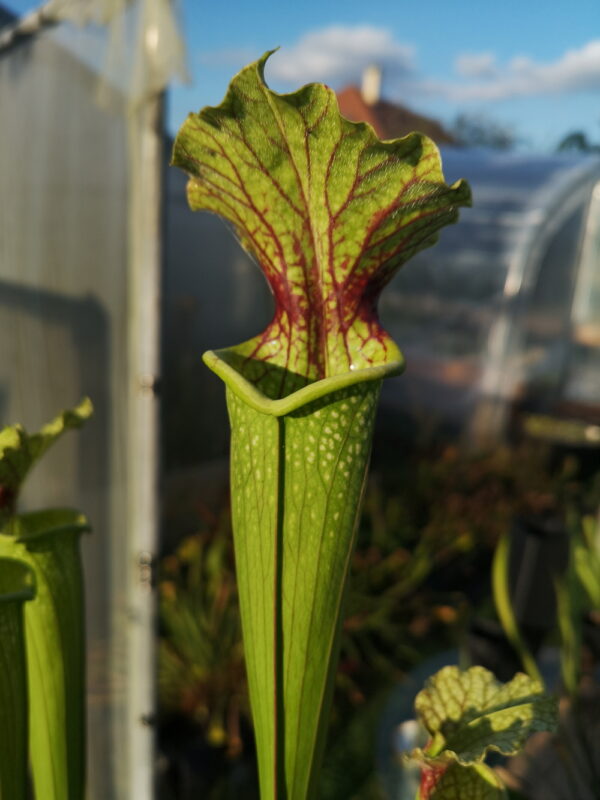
[556,131,600,154]
[159,505,246,753]
[451,112,517,150]
[158,441,598,799]
[554,513,600,695]
[318,691,389,800]
[498,687,600,800]
[523,414,600,448]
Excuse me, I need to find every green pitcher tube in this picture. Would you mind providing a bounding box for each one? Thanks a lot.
[206,351,403,798]
[0,558,35,800]
[0,510,90,800]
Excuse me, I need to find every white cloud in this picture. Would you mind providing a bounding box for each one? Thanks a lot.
[444,40,600,101]
[199,31,600,110]
[454,52,497,79]
[263,25,415,86]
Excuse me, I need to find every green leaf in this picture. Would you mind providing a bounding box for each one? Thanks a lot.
[424,762,508,800]
[492,534,542,683]
[556,515,600,694]
[555,571,583,696]
[0,509,90,800]
[0,398,93,525]
[573,518,600,608]
[173,51,470,397]
[414,666,558,765]
[0,558,35,800]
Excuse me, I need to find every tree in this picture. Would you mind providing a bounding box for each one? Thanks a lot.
[451,112,516,151]
[557,131,600,154]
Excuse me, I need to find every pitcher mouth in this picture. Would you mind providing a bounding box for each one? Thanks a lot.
[203,348,404,417]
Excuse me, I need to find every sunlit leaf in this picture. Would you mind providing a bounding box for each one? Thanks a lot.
[414,666,558,765]
[173,51,470,397]
[0,398,93,524]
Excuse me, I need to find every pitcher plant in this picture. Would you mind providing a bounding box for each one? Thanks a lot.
[172,51,471,799]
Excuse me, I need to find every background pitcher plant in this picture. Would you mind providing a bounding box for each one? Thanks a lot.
[0,399,92,800]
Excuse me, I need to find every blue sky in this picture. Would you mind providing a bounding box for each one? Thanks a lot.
[5,0,600,150]
[169,0,600,151]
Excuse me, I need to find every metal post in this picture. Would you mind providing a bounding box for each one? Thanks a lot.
[125,92,164,800]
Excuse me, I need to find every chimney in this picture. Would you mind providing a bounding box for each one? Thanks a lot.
[361,64,382,106]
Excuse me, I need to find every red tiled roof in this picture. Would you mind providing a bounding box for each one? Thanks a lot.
[336,85,455,145]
